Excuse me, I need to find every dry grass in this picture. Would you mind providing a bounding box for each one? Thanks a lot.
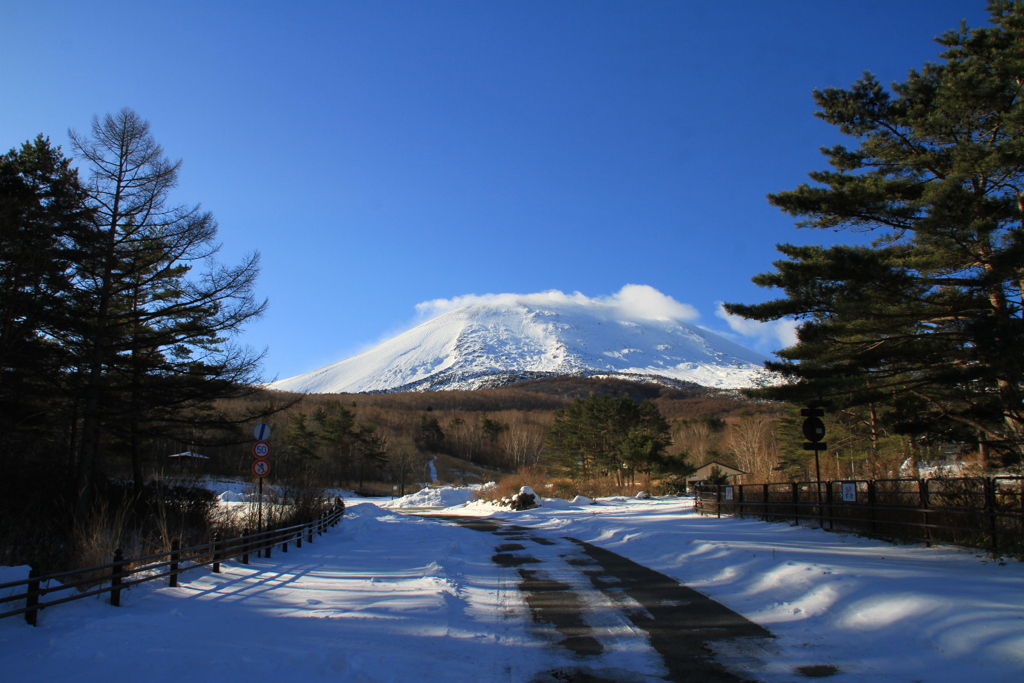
[474,466,548,501]
[70,501,140,588]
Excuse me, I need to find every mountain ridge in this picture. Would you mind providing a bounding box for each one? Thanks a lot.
[269,299,771,394]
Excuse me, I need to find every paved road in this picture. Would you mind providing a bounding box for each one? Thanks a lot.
[426,515,776,683]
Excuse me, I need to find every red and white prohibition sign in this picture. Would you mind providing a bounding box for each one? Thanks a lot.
[252,459,270,477]
[253,441,270,458]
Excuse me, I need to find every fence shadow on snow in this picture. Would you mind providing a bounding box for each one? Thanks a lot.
[0,500,346,627]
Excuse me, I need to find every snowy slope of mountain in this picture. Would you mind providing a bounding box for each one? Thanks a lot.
[269,295,771,394]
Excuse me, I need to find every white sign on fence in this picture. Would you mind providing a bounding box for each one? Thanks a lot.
[842,482,857,502]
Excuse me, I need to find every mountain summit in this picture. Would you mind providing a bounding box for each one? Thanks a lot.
[269,291,771,394]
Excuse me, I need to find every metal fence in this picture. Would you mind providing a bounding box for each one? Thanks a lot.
[0,500,346,626]
[695,477,1024,556]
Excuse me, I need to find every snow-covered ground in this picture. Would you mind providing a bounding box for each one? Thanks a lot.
[2,492,1022,682]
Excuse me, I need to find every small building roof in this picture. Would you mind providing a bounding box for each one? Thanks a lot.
[688,461,746,480]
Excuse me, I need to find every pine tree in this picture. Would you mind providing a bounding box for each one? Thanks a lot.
[68,108,266,505]
[546,394,671,481]
[726,2,1024,465]
[0,137,91,455]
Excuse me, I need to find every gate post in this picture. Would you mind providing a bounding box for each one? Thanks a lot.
[792,482,800,525]
[868,480,877,535]
[985,477,998,554]
[825,480,834,530]
[919,479,931,547]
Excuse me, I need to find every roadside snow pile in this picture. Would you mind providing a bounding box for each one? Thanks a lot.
[478,487,596,511]
[382,484,485,508]
[509,486,538,510]
[192,477,262,503]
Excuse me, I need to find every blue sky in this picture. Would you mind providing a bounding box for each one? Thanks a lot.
[1,1,991,381]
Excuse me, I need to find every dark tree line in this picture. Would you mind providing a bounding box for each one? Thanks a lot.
[727,2,1024,468]
[283,401,387,487]
[1,108,269,523]
[545,394,686,485]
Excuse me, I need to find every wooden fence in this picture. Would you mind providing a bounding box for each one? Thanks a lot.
[695,477,1024,556]
[0,500,346,626]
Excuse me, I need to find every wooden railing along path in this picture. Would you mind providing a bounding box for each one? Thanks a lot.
[0,500,346,626]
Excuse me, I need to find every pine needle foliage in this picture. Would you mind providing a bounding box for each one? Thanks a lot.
[726,2,1024,466]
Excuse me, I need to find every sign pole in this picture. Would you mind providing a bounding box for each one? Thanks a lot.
[801,407,828,516]
[251,423,273,552]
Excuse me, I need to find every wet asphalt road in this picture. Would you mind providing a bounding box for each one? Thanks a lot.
[425,515,776,683]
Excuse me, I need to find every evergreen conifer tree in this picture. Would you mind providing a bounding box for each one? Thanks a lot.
[726,2,1024,465]
[0,137,92,455]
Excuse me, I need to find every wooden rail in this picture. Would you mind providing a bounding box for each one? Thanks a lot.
[0,501,346,626]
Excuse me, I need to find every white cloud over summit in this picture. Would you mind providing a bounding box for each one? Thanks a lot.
[405,285,796,357]
[715,303,798,351]
[415,284,700,322]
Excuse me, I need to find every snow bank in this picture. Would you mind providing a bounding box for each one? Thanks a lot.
[382,484,484,508]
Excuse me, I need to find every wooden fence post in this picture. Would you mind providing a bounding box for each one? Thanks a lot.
[213,533,222,573]
[265,529,273,559]
[111,548,124,607]
[25,566,40,626]
[241,529,250,564]
[169,539,180,587]
[762,483,769,521]
[737,484,745,519]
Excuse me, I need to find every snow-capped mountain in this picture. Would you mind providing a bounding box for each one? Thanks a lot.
[269,294,772,394]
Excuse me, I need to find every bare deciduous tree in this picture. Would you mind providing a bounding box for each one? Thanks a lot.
[727,416,778,483]
[69,108,266,512]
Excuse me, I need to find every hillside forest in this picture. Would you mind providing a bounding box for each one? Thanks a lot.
[163,375,966,496]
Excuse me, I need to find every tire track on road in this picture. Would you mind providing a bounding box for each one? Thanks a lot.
[426,515,772,683]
